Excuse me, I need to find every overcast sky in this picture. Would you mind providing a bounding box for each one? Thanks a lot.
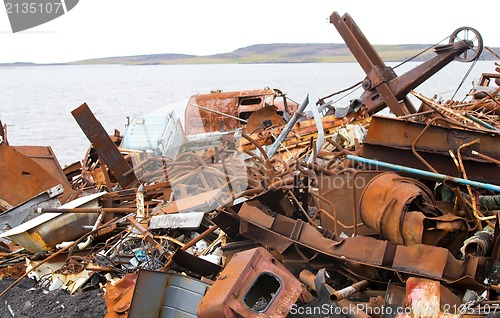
[0,0,498,63]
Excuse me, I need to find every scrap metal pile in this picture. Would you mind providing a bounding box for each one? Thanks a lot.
[2,11,500,318]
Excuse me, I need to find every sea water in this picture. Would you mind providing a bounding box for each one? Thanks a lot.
[0,61,496,165]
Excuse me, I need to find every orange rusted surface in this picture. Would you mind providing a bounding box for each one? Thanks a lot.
[359,172,467,252]
[13,145,76,203]
[0,142,69,207]
[240,110,367,151]
[197,247,307,318]
[104,273,137,318]
[184,88,298,135]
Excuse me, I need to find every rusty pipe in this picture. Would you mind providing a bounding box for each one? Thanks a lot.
[299,269,317,290]
[38,207,137,214]
[299,269,370,318]
[347,155,500,192]
[462,112,500,131]
[411,117,440,173]
[472,150,500,166]
[329,280,369,301]
[457,140,496,225]
[242,132,276,183]
[299,160,335,176]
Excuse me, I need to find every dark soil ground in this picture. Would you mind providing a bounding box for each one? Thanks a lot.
[0,277,107,318]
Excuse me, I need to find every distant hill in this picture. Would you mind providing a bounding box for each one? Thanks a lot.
[75,53,197,65]
[4,43,500,66]
[0,61,38,67]
[72,43,449,65]
[70,43,500,65]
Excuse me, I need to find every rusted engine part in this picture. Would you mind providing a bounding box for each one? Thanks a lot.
[0,142,73,210]
[0,185,63,239]
[360,172,467,252]
[222,201,488,287]
[128,270,210,318]
[362,116,500,184]
[197,247,310,318]
[184,88,299,135]
[330,12,482,116]
[299,269,370,318]
[72,103,138,190]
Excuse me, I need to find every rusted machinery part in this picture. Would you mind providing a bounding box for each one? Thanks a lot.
[197,247,309,318]
[358,172,468,248]
[460,226,494,258]
[449,26,483,62]
[72,103,138,189]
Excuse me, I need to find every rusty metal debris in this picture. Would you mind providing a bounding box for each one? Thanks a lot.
[2,10,500,318]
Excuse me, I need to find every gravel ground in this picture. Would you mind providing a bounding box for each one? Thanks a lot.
[0,277,107,318]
